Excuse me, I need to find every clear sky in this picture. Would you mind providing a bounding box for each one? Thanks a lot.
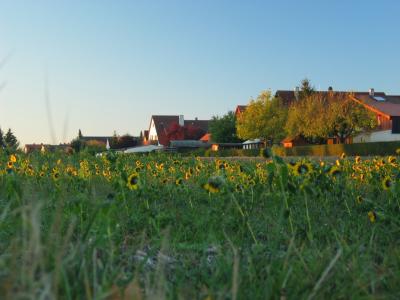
[1,0,399,145]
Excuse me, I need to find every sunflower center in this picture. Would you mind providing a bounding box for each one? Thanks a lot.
[299,164,308,174]
[130,176,138,185]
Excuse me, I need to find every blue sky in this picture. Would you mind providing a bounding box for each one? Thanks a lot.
[1,0,399,145]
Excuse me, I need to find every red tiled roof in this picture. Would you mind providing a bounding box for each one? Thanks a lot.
[184,119,209,132]
[150,116,211,145]
[150,115,180,146]
[235,105,247,116]
[275,90,400,118]
[351,94,400,118]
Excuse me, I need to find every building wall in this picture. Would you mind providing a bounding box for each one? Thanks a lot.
[148,118,158,141]
[354,130,400,143]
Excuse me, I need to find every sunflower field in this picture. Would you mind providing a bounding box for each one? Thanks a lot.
[0,151,399,299]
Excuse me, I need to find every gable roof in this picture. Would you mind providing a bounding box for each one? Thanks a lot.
[150,115,180,146]
[150,115,211,145]
[350,93,400,118]
[275,89,400,118]
[184,119,209,132]
[235,105,247,117]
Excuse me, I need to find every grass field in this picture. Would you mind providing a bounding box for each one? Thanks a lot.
[0,151,399,299]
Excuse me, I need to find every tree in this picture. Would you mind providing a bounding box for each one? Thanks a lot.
[285,93,331,143]
[328,95,377,143]
[78,129,83,139]
[236,91,288,144]
[209,111,242,143]
[299,78,315,99]
[285,92,377,143]
[111,134,138,149]
[0,127,4,148]
[4,128,19,150]
[71,138,84,152]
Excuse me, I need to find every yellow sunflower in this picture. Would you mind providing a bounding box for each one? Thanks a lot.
[388,156,396,164]
[355,156,361,164]
[203,176,223,193]
[293,161,313,176]
[382,176,392,190]
[9,154,17,163]
[175,178,183,186]
[52,171,60,181]
[368,211,376,223]
[127,173,139,190]
[328,165,342,177]
[356,195,363,204]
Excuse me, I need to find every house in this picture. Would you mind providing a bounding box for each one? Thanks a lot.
[147,115,210,146]
[242,139,264,149]
[281,136,308,148]
[276,88,400,144]
[235,105,247,118]
[350,90,400,142]
[24,143,72,154]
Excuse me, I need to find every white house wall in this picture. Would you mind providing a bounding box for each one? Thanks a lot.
[354,130,400,143]
[148,118,158,141]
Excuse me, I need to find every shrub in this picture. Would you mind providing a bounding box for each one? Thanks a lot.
[272,141,400,157]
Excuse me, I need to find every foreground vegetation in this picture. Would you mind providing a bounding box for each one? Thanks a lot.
[0,151,399,299]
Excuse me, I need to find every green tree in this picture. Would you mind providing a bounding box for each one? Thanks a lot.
[299,78,315,99]
[285,93,330,143]
[285,92,377,143]
[0,127,4,148]
[328,95,377,143]
[236,91,288,144]
[4,128,19,150]
[209,111,242,143]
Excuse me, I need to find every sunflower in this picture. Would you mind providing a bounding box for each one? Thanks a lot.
[328,165,342,177]
[9,154,17,163]
[388,156,396,164]
[293,161,313,176]
[288,161,296,169]
[355,156,361,164]
[175,178,183,186]
[52,171,60,181]
[368,211,376,223]
[7,161,13,169]
[340,152,346,159]
[382,176,392,190]
[203,176,223,193]
[356,195,363,204]
[217,163,225,170]
[235,183,244,193]
[127,173,139,190]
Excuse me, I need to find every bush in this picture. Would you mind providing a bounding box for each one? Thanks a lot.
[272,141,400,157]
[202,148,260,157]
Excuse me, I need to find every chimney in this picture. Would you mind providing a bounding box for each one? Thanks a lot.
[369,88,375,97]
[179,115,184,126]
[195,117,198,121]
[294,86,300,100]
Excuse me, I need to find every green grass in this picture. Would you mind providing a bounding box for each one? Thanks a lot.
[0,151,399,299]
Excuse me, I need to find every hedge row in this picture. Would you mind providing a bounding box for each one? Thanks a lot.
[272,141,400,157]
